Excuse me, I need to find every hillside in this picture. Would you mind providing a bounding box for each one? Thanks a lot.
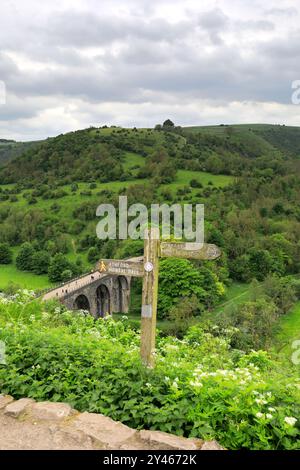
[0,139,42,167]
[1,123,299,185]
[0,122,299,335]
[185,123,300,158]
[0,123,300,451]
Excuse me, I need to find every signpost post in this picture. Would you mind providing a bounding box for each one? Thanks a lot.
[97,231,221,367]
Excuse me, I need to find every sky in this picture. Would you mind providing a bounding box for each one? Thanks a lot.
[0,0,300,141]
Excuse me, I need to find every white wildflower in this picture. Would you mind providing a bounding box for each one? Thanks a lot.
[190,380,203,388]
[284,417,297,426]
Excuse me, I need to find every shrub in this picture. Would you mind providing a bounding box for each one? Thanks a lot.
[190,179,203,188]
[48,254,73,283]
[167,295,199,337]
[31,251,51,275]
[0,243,13,264]
[16,242,35,271]
[158,258,225,318]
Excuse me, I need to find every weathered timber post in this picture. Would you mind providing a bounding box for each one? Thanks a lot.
[140,227,160,368]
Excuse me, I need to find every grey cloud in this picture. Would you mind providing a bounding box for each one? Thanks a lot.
[6,39,293,106]
[198,8,229,44]
[235,20,275,31]
[0,53,19,81]
[265,7,299,17]
[0,94,43,121]
[45,11,191,48]
[0,1,299,139]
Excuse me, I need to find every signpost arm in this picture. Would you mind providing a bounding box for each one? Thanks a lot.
[140,227,160,368]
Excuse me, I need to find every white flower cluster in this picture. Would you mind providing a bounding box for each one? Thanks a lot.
[255,412,273,420]
[170,377,179,390]
[190,364,260,387]
[284,416,297,426]
[86,329,101,339]
[0,293,12,305]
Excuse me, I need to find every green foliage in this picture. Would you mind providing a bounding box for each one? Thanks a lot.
[87,247,99,264]
[1,124,299,293]
[158,258,225,318]
[166,295,199,337]
[163,119,175,128]
[210,276,298,351]
[190,179,202,188]
[115,239,144,259]
[0,294,299,450]
[16,242,35,271]
[217,299,280,350]
[31,251,51,275]
[48,254,77,283]
[258,276,297,315]
[0,243,13,264]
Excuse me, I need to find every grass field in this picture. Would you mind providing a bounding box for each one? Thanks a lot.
[122,152,145,175]
[213,282,252,315]
[168,169,234,188]
[277,302,300,356]
[0,264,51,290]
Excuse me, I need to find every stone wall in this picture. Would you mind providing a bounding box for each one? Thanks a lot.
[0,395,224,450]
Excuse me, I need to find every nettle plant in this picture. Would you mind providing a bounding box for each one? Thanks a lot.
[0,292,299,450]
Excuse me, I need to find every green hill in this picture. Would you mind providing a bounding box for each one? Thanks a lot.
[185,123,300,158]
[0,124,300,296]
[0,139,42,167]
[1,123,299,185]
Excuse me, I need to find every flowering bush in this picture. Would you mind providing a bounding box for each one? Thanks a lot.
[0,293,299,450]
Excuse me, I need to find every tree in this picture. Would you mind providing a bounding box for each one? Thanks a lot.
[218,299,279,350]
[0,243,13,264]
[16,242,35,271]
[87,247,99,263]
[48,254,73,283]
[163,119,175,128]
[31,251,51,275]
[158,258,224,318]
[230,255,251,282]
[167,295,200,337]
[206,155,224,174]
[61,269,73,282]
[190,179,203,188]
[259,275,297,315]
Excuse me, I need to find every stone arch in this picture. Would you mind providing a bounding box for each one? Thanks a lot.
[74,294,90,312]
[116,276,129,312]
[96,284,111,318]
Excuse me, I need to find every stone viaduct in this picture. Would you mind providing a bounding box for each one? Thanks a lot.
[41,257,142,318]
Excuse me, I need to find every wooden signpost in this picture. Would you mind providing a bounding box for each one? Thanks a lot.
[97,229,221,368]
[96,258,144,278]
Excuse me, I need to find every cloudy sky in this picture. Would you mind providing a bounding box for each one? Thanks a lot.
[0,0,300,140]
